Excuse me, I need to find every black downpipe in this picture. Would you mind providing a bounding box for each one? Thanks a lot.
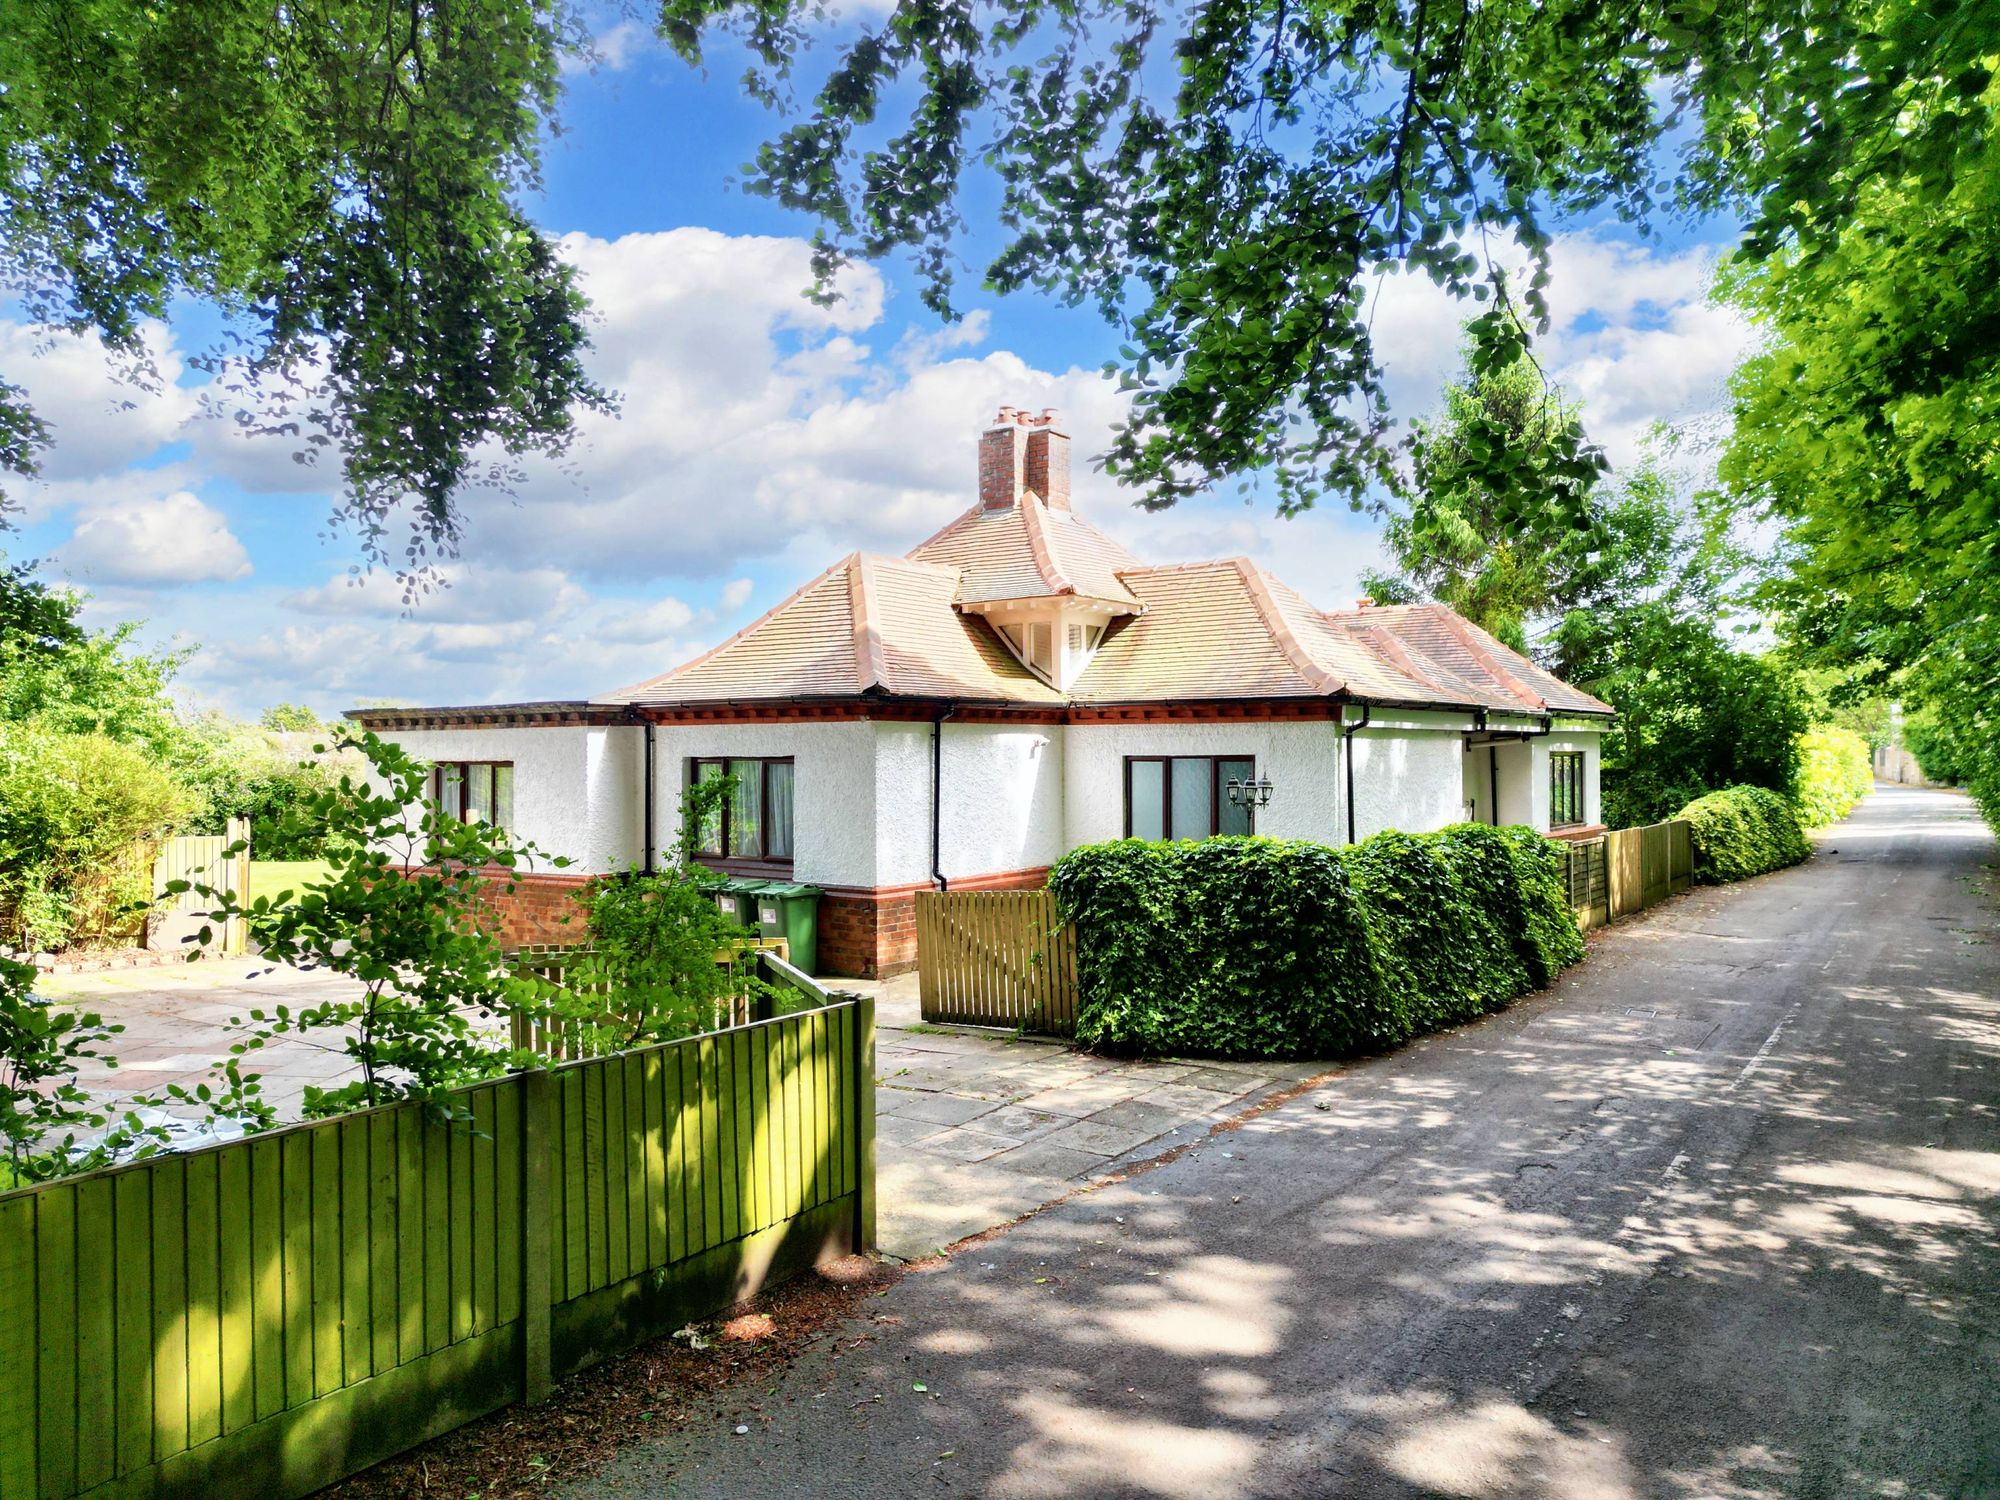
[1489,744,1500,825]
[1342,704,1372,844]
[931,705,957,890]
[642,720,657,874]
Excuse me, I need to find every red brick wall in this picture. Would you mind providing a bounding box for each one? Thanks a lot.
[391,868,595,951]
[405,866,1052,979]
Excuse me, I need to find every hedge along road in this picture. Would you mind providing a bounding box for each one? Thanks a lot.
[565,785,2000,1500]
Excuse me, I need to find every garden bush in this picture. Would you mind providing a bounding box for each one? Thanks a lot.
[0,726,193,950]
[1793,726,1873,828]
[1049,824,1586,1061]
[1675,784,1812,883]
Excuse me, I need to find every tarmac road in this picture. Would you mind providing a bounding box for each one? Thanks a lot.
[567,786,2000,1500]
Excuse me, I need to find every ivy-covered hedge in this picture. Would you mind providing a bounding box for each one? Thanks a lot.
[1048,824,1585,1061]
[1675,784,1812,883]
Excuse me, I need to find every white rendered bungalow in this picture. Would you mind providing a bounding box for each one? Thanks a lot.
[351,409,1612,976]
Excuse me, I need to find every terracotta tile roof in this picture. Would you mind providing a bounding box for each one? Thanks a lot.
[598,553,1064,707]
[909,498,1142,608]
[1328,603,1613,716]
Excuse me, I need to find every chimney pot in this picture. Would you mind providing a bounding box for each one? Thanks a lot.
[1356,596,1375,610]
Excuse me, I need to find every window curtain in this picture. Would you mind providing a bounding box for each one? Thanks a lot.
[765,762,794,858]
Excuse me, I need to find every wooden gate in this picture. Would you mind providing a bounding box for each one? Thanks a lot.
[915,889,1079,1037]
[149,818,249,956]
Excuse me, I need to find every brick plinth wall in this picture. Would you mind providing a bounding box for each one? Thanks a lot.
[392,868,595,951]
[818,866,1053,979]
[400,865,1052,979]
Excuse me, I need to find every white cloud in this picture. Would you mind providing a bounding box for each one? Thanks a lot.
[0,321,198,490]
[59,490,252,586]
[284,563,592,625]
[599,595,696,643]
[6,221,1744,716]
[457,227,1132,582]
[1362,230,1747,468]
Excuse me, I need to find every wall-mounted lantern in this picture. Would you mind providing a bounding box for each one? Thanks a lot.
[1226,774,1274,810]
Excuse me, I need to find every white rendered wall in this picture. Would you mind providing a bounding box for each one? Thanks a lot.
[373,725,638,875]
[1460,740,1494,825]
[1492,740,1535,827]
[868,720,1067,887]
[646,720,880,888]
[1063,721,1347,847]
[1347,724,1468,841]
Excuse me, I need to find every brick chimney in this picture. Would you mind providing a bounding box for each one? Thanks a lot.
[1024,409,1070,512]
[979,407,1031,510]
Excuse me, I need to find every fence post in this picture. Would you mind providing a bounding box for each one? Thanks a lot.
[850,994,876,1256]
[520,1070,554,1403]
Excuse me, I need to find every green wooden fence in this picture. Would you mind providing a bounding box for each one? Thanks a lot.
[0,996,876,1500]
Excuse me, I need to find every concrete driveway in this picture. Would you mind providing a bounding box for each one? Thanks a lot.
[564,786,2000,1500]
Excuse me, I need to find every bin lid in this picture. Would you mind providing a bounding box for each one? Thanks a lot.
[722,876,773,892]
[758,882,820,900]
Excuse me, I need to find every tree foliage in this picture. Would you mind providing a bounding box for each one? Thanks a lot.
[659,0,1993,527]
[1721,74,2000,832]
[0,953,167,1186]
[0,1,609,567]
[1366,352,1713,645]
[1794,726,1873,830]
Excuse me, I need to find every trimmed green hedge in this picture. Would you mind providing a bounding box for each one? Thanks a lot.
[1676,784,1812,883]
[1048,824,1585,1061]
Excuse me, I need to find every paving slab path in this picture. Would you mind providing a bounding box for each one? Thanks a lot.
[565,786,2000,1500]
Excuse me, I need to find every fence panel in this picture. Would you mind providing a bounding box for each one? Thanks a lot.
[149,819,249,955]
[1574,819,1691,929]
[1562,837,1610,930]
[916,889,1077,1036]
[1640,822,1672,907]
[0,998,871,1500]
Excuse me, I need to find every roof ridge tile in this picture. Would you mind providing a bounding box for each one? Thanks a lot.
[849,552,887,694]
[1235,560,1342,694]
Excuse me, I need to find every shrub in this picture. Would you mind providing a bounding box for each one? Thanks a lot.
[1343,828,1522,1033]
[1050,839,1391,1059]
[1489,825,1588,984]
[0,726,194,951]
[1676,784,1812,883]
[177,732,560,1119]
[1049,825,1586,1061]
[1793,726,1873,828]
[560,776,764,1048]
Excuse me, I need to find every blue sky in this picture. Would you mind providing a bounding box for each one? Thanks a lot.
[5,16,1746,718]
